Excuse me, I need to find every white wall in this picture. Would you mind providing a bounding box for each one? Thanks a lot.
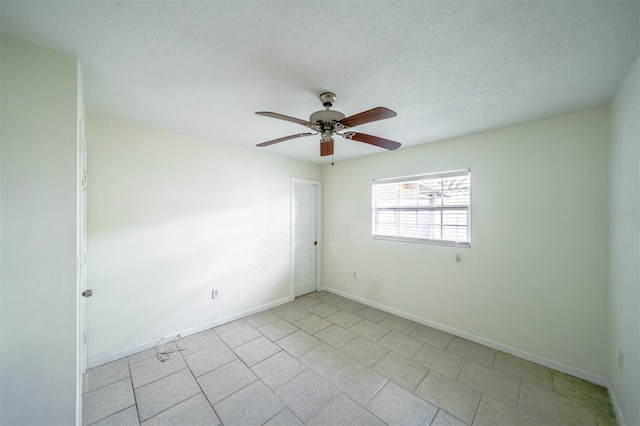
[608,58,639,426]
[322,108,609,377]
[86,116,321,363]
[0,35,80,425]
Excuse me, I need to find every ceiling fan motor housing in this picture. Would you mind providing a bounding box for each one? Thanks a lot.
[309,109,345,124]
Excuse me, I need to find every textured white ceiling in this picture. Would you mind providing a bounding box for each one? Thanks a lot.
[1,1,638,164]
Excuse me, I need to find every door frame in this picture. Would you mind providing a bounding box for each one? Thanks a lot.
[290,177,322,298]
[75,114,88,425]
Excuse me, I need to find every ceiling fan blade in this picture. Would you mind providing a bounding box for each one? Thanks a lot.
[339,107,397,128]
[256,111,315,128]
[344,132,401,150]
[256,132,314,147]
[320,139,334,156]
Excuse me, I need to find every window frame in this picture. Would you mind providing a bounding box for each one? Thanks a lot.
[371,169,471,247]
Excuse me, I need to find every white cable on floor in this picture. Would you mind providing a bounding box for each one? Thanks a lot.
[154,334,181,362]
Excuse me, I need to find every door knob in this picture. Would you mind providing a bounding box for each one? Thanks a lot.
[82,289,93,297]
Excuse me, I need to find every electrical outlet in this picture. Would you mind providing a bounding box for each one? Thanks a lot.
[212,289,219,299]
[353,271,358,279]
[618,350,624,369]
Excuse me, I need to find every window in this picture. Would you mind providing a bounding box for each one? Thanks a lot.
[372,169,471,247]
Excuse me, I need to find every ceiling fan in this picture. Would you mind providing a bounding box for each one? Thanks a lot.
[255,92,401,158]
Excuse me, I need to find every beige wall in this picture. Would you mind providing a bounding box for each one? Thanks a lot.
[86,115,322,363]
[322,108,609,378]
[607,58,639,426]
[0,34,80,425]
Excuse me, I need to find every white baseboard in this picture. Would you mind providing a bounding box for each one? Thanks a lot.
[87,295,293,368]
[321,285,610,387]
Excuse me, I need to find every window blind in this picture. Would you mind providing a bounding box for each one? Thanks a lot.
[372,169,471,247]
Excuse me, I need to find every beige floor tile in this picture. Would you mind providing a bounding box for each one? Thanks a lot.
[135,369,200,422]
[232,336,281,366]
[445,337,496,367]
[594,410,618,426]
[325,310,363,329]
[299,343,351,377]
[275,370,340,423]
[307,302,340,318]
[334,299,366,313]
[378,330,424,358]
[293,314,332,334]
[245,311,280,328]
[414,371,481,425]
[366,382,438,425]
[474,395,542,426]
[127,348,159,366]
[92,406,139,426]
[86,307,618,426]
[349,319,388,341]
[356,306,389,323]
[552,371,615,417]
[197,360,257,405]
[276,330,321,357]
[293,296,321,309]
[213,318,246,335]
[410,325,454,350]
[184,343,236,377]
[316,293,345,305]
[372,351,428,391]
[412,343,466,380]
[214,381,285,426]
[305,291,328,298]
[330,362,388,405]
[431,410,468,426]
[276,306,311,323]
[379,315,419,335]
[177,329,223,357]
[84,359,129,393]
[129,353,187,389]
[492,352,552,391]
[141,393,219,426]
[342,337,389,367]
[259,319,299,341]
[263,408,304,426]
[314,324,357,348]
[457,362,520,407]
[518,382,597,425]
[217,324,261,348]
[83,378,135,425]
[308,393,385,426]
[251,351,306,390]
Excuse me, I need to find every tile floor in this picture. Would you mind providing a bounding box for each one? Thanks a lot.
[83,291,616,425]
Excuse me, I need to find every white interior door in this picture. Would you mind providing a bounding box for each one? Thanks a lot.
[293,180,318,297]
[78,120,88,374]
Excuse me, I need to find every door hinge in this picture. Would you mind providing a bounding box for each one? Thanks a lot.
[83,333,87,345]
[82,170,87,190]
